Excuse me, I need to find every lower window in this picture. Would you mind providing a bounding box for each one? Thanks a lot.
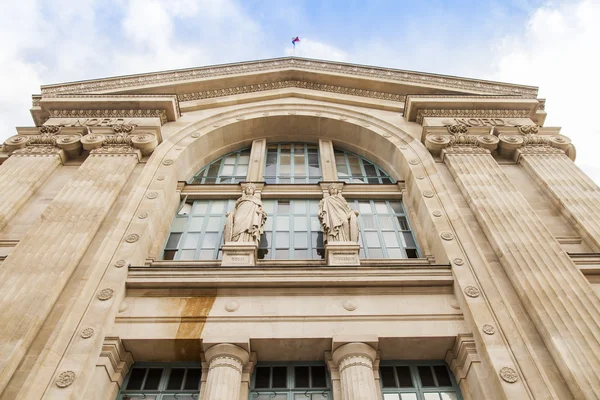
[117,363,201,400]
[250,363,332,399]
[380,362,462,400]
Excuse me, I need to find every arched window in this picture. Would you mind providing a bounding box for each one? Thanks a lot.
[189,148,250,184]
[264,143,321,184]
[335,148,394,184]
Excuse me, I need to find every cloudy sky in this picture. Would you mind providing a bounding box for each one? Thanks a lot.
[2,0,599,182]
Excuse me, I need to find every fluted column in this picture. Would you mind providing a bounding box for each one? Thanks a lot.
[443,145,600,399]
[202,344,249,400]
[0,143,140,393]
[519,149,600,251]
[332,343,379,400]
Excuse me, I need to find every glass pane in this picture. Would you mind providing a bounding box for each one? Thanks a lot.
[401,395,418,400]
[397,217,409,231]
[166,368,185,390]
[238,154,250,164]
[207,163,220,177]
[126,368,146,390]
[263,200,275,214]
[183,233,200,248]
[275,249,289,258]
[272,366,287,388]
[224,155,236,164]
[403,232,416,248]
[144,368,163,390]
[192,202,208,214]
[171,218,187,232]
[397,366,413,387]
[198,250,214,260]
[184,368,202,390]
[379,215,395,230]
[358,201,372,214]
[210,201,226,214]
[254,367,271,389]
[440,393,458,400]
[434,366,452,386]
[201,232,218,248]
[278,201,291,213]
[188,217,204,231]
[390,201,404,214]
[295,366,310,388]
[206,216,222,231]
[311,366,327,388]
[361,215,376,230]
[418,366,436,387]
[276,216,290,231]
[381,366,397,387]
[166,233,182,249]
[294,216,307,231]
[294,232,308,248]
[365,232,380,246]
[424,394,441,400]
[383,395,400,400]
[179,249,197,260]
[162,250,176,260]
[293,201,307,213]
[276,232,290,248]
[383,232,400,248]
[310,217,321,231]
[309,201,319,214]
[375,201,389,213]
[368,248,384,258]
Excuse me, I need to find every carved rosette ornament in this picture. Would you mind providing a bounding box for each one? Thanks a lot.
[55,371,76,388]
[125,233,139,243]
[97,288,114,301]
[81,327,94,339]
[464,286,480,298]
[499,367,519,383]
[482,324,496,335]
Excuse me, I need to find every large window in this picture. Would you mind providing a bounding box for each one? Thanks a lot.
[335,149,394,184]
[250,363,332,399]
[264,143,321,184]
[117,363,201,400]
[258,200,324,260]
[380,362,462,400]
[189,148,250,184]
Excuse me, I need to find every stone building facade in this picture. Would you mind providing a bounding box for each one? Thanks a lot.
[0,57,598,400]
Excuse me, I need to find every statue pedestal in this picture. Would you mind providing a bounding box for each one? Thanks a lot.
[221,242,258,266]
[325,242,361,266]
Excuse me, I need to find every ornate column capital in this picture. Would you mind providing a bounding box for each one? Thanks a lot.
[80,125,157,159]
[496,125,574,161]
[3,125,88,163]
[424,125,498,157]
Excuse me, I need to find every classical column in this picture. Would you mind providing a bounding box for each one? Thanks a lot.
[332,343,379,400]
[202,344,250,400]
[0,133,142,394]
[517,142,600,251]
[0,126,83,230]
[439,132,600,399]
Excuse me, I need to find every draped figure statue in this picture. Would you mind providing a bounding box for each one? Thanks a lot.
[224,184,267,245]
[318,184,359,244]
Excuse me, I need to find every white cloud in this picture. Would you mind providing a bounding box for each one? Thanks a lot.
[492,0,600,183]
[285,38,348,61]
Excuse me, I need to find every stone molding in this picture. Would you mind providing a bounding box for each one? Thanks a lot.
[49,109,168,125]
[445,334,480,384]
[39,57,539,97]
[98,337,134,387]
[416,109,532,124]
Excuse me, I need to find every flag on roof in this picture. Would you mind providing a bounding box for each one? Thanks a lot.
[292,37,300,46]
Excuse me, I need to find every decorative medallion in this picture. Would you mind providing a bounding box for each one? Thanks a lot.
[440,231,454,241]
[176,147,183,151]
[146,191,158,199]
[97,288,114,301]
[409,159,419,165]
[157,175,165,181]
[432,210,443,217]
[162,159,174,166]
[416,175,424,180]
[449,300,460,310]
[114,260,127,268]
[399,145,407,150]
[225,301,240,312]
[423,190,434,198]
[40,125,61,135]
[138,212,148,219]
[343,300,357,311]
[499,367,519,383]
[464,286,480,298]
[191,133,201,138]
[55,371,76,388]
[81,328,94,339]
[482,324,496,335]
[453,258,464,266]
[125,233,139,243]
[119,301,129,313]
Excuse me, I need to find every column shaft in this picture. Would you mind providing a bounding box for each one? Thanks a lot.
[0,153,61,230]
[0,151,139,394]
[520,152,600,251]
[202,344,249,400]
[444,150,600,399]
[332,343,379,400]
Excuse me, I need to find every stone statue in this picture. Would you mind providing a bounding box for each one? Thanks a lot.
[224,184,267,245]
[318,184,359,244]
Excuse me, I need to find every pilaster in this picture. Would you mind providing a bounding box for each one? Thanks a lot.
[442,138,600,399]
[0,130,143,395]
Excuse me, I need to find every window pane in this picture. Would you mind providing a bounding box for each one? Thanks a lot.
[384,395,400,400]
[418,366,436,387]
[401,395,418,400]
[163,250,176,260]
[365,232,380,246]
[375,201,389,213]
[210,201,226,214]
[293,201,307,213]
[293,249,309,259]
[440,393,458,400]
[294,216,307,231]
[311,366,327,388]
[358,201,372,214]
[144,368,163,390]
[403,232,416,248]
[383,231,400,248]
[183,233,200,248]
[278,201,290,213]
[397,217,409,231]
[390,201,404,214]
[381,366,397,387]
[172,218,187,232]
[126,368,146,390]
[179,249,196,260]
[275,232,290,248]
[424,394,441,400]
[198,250,214,260]
[334,148,393,183]
[206,216,222,231]
[276,216,290,231]
[361,215,376,230]
[254,367,271,389]
[167,368,185,390]
[192,202,208,214]
[166,233,182,248]
[272,366,287,389]
[189,148,251,184]
[434,366,452,386]
[188,217,204,231]
[368,248,384,258]
[184,368,202,390]
[397,366,413,387]
[379,215,395,230]
[295,366,309,388]
[294,232,308,248]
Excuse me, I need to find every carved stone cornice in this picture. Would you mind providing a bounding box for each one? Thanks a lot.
[48,109,168,125]
[416,109,532,124]
[178,79,405,103]
[39,57,539,97]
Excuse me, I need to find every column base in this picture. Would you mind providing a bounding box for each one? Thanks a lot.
[221,242,258,266]
[325,242,360,266]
